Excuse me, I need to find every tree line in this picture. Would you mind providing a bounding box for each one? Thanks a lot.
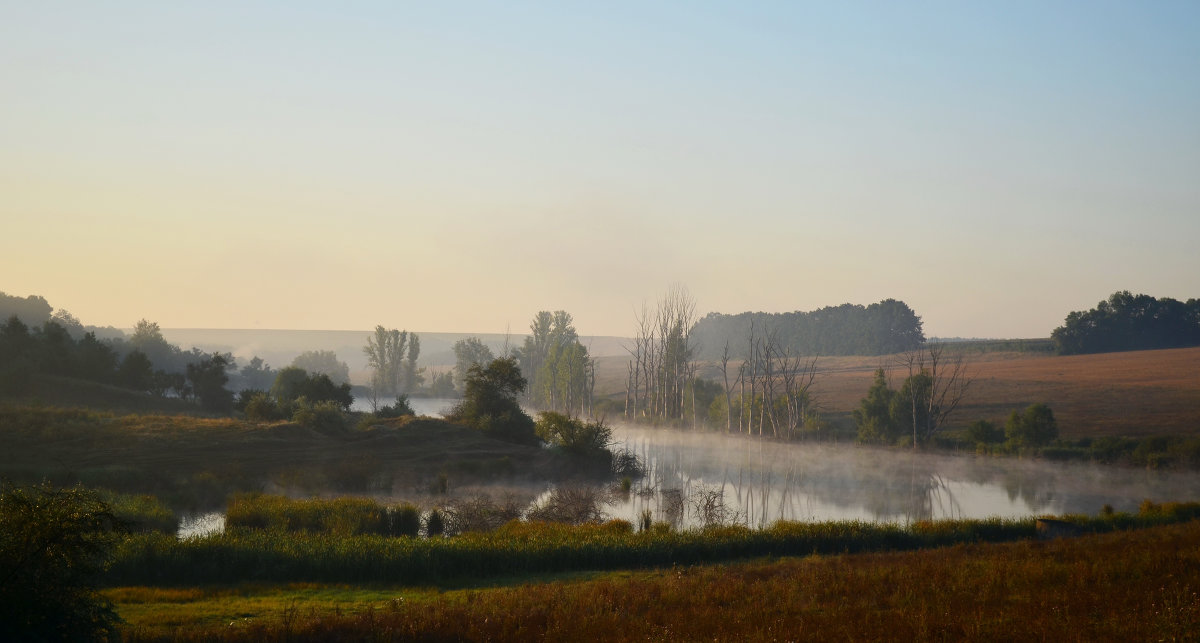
[1052,291,1200,355]
[690,299,925,359]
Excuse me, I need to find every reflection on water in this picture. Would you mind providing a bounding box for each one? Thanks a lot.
[177,511,224,539]
[606,426,1200,528]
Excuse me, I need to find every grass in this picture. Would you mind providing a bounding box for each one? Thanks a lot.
[0,404,580,502]
[103,501,1200,587]
[113,519,1200,641]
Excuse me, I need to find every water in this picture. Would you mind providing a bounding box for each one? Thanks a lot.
[177,511,225,538]
[602,426,1200,529]
[350,396,460,417]
[173,425,1200,536]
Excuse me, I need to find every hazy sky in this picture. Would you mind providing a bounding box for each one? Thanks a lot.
[3,2,1198,338]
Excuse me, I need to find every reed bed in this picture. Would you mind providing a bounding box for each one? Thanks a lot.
[118,519,1200,642]
[225,493,420,538]
[101,490,179,534]
[105,501,1200,586]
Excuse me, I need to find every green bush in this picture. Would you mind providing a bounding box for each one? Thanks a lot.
[1004,403,1058,448]
[966,419,1004,445]
[100,490,178,534]
[292,397,347,432]
[390,504,421,538]
[0,481,124,641]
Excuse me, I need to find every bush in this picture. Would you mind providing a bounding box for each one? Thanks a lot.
[426,509,445,537]
[535,412,613,455]
[244,391,285,421]
[376,396,415,418]
[1004,403,1058,449]
[390,504,421,538]
[0,481,124,642]
[966,419,1004,445]
[292,397,347,432]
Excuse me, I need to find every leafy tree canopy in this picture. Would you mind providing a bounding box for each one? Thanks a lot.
[692,299,925,359]
[1052,291,1200,355]
[0,481,125,642]
[290,350,350,385]
[448,357,539,445]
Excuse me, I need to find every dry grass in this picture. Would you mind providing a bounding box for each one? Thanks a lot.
[117,519,1200,642]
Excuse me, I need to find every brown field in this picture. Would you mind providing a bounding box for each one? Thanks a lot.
[596,346,1200,438]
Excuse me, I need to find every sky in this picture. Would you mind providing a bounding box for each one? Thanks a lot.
[2,1,1198,339]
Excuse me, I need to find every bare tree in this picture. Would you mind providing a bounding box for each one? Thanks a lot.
[894,343,972,446]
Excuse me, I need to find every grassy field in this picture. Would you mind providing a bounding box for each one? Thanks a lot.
[0,405,577,506]
[596,345,1200,438]
[111,518,1200,641]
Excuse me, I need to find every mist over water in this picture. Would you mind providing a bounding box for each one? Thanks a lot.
[605,426,1200,528]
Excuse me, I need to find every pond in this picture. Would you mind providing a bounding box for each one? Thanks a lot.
[602,426,1200,528]
[173,424,1200,537]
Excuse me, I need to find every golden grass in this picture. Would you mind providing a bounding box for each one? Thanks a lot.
[116,520,1200,641]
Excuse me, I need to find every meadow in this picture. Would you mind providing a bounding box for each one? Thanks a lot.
[111,516,1200,641]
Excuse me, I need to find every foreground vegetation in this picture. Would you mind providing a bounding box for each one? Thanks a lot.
[106,500,1200,587]
[114,519,1200,641]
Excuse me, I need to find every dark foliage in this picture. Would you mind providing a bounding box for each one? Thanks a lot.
[1052,291,1200,355]
[691,299,925,358]
[447,357,539,445]
[271,367,354,411]
[0,481,125,642]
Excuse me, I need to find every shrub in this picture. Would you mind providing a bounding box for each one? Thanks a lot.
[966,419,1004,445]
[1005,403,1058,449]
[244,392,285,421]
[292,397,347,432]
[526,486,608,525]
[390,504,421,538]
[426,509,445,537]
[0,481,124,642]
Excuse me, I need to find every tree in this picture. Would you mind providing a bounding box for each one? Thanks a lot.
[49,309,84,337]
[1052,291,1200,355]
[127,319,180,372]
[271,366,354,411]
[1005,403,1058,449]
[186,353,234,412]
[894,344,971,446]
[404,334,424,392]
[517,310,593,415]
[364,326,409,395]
[535,411,613,456]
[238,356,277,391]
[624,285,697,424]
[0,481,124,641]
[448,357,538,445]
[854,369,898,444]
[428,370,455,397]
[452,337,494,390]
[117,350,154,391]
[0,291,52,327]
[290,350,350,385]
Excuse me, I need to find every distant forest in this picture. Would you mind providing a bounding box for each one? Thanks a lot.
[1052,291,1200,355]
[690,299,925,359]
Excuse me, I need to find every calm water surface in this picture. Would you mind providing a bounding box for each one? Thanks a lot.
[603,426,1200,528]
